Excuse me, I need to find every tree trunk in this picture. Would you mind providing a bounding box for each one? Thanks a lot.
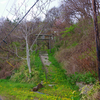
[92,0,100,81]
[26,36,31,73]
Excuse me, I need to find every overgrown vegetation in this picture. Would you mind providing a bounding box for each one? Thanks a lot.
[61,25,76,38]
[10,51,45,84]
[67,72,97,85]
[0,0,100,99]
[0,50,81,100]
[0,48,98,100]
[81,82,100,100]
[0,79,67,100]
[55,18,98,74]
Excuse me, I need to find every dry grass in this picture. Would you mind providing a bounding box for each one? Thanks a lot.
[81,82,100,100]
[0,60,20,79]
[55,18,98,74]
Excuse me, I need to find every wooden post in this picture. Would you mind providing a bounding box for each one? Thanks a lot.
[92,0,100,81]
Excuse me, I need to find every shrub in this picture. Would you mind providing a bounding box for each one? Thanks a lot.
[81,82,100,100]
[10,52,45,84]
[67,72,97,85]
[61,24,76,38]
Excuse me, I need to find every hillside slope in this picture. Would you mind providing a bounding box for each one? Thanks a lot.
[55,18,98,74]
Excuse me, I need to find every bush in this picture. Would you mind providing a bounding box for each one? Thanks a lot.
[10,52,45,84]
[67,72,97,85]
[61,24,76,38]
[81,82,100,100]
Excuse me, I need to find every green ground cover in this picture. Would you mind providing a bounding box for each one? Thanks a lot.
[0,50,97,100]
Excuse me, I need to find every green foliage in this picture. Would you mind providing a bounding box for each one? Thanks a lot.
[11,51,45,84]
[48,48,97,85]
[54,41,63,51]
[31,52,46,82]
[67,41,78,49]
[0,79,64,100]
[0,79,34,89]
[47,47,56,55]
[10,64,39,84]
[81,82,100,100]
[67,72,97,85]
[0,49,81,100]
[39,84,80,100]
[61,25,76,38]
[12,41,21,47]
[48,48,97,91]
[44,50,80,99]
[72,42,78,47]
[32,44,37,50]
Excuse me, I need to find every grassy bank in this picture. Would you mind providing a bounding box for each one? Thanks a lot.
[0,50,98,100]
[38,50,81,100]
[0,51,81,100]
[0,79,70,100]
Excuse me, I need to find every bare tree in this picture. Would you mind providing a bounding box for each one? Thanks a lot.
[0,0,57,74]
[62,0,93,22]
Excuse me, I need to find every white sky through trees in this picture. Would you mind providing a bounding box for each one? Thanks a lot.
[0,0,60,21]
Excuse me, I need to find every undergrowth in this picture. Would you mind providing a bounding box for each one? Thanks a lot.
[0,48,98,100]
[0,50,81,100]
[10,51,45,84]
[48,48,97,85]
[67,72,97,85]
[81,82,100,100]
[39,49,81,100]
[0,79,69,100]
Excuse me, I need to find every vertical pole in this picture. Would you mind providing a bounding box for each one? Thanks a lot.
[36,39,37,53]
[49,36,51,53]
[92,0,100,81]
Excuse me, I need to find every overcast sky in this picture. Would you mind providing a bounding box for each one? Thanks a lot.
[0,0,60,21]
